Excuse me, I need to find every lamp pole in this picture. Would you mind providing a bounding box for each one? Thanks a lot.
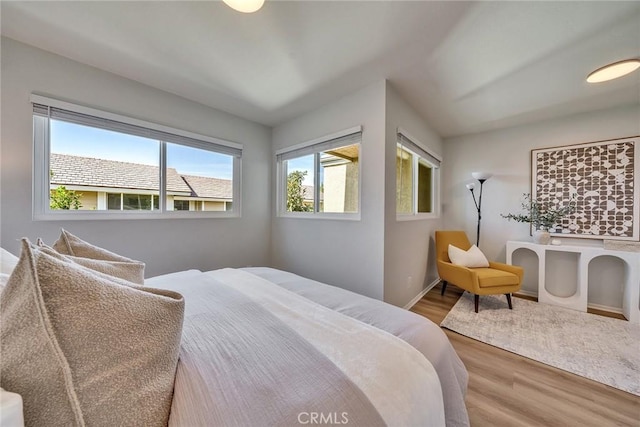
[467,172,492,247]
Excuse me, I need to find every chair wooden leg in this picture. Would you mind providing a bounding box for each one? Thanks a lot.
[506,293,513,309]
[440,281,448,296]
[474,294,479,313]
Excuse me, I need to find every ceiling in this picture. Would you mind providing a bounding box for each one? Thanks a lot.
[2,1,639,138]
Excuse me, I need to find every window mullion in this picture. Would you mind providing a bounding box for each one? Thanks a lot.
[314,153,320,213]
[278,160,284,215]
[159,141,167,213]
[43,114,51,213]
[397,144,403,212]
[413,154,419,214]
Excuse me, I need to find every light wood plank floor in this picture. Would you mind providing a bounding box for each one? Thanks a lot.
[410,283,640,427]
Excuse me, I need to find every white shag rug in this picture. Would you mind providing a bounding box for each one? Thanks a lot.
[440,292,640,396]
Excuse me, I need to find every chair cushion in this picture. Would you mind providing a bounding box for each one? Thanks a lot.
[475,268,519,288]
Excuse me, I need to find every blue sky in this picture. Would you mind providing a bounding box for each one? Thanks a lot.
[286,155,314,185]
[50,120,233,179]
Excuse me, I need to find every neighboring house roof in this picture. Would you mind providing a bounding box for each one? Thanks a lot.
[50,153,231,199]
[180,174,232,199]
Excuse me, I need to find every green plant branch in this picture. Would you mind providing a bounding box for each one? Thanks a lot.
[501,193,576,231]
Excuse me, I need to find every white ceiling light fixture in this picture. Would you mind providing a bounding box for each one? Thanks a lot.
[586,59,640,83]
[222,0,264,13]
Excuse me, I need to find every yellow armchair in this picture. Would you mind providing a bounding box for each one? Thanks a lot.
[435,230,523,313]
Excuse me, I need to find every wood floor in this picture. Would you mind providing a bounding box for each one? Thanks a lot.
[410,283,640,427]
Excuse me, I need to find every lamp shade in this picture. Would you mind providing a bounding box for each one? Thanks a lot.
[466,183,476,190]
[223,0,265,13]
[472,172,492,181]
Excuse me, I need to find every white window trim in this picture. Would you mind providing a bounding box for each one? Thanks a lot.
[396,127,441,221]
[32,95,242,220]
[276,126,362,220]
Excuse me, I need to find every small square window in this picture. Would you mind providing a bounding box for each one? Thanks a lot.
[277,128,362,218]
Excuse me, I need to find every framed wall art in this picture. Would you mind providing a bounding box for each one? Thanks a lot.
[531,136,639,241]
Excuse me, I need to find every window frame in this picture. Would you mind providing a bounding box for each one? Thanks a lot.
[32,94,242,220]
[276,126,362,220]
[396,127,441,221]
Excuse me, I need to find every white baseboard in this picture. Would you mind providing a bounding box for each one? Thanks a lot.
[404,278,440,310]
[514,290,623,315]
[587,302,623,315]
[514,289,537,298]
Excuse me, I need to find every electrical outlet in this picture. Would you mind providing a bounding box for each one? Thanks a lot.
[406,276,412,288]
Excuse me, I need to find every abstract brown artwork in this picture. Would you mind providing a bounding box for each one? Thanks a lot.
[531,136,638,241]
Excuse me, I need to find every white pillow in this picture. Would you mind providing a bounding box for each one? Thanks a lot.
[0,273,10,293]
[448,244,490,268]
[0,248,19,275]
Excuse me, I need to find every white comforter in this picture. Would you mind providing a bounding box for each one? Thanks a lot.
[148,268,446,426]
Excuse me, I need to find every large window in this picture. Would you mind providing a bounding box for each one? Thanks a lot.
[277,127,361,217]
[32,95,242,219]
[396,129,441,219]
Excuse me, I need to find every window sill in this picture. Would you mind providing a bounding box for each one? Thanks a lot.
[396,213,440,222]
[33,210,240,221]
[277,212,361,221]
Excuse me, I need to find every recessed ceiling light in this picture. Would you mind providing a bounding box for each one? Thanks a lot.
[587,59,640,83]
[222,0,265,13]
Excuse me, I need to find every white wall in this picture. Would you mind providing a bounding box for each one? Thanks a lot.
[0,37,272,276]
[384,83,444,307]
[443,104,640,309]
[271,81,387,299]
[271,80,444,307]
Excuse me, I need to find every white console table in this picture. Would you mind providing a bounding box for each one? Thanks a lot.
[506,241,640,324]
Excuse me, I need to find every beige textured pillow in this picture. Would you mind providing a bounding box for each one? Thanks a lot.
[49,230,145,284]
[1,239,184,427]
[52,229,141,263]
[38,239,145,285]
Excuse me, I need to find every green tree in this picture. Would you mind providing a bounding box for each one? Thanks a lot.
[50,186,83,210]
[287,170,312,212]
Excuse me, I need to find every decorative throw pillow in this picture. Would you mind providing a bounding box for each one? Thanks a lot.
[38,239,145,285]
[0,248,18,275]
[49,230,145,284]
[52,229,141,263]
[0,239,184,427]
[448,244,490,268]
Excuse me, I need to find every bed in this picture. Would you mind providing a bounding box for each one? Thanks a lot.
[1,231,469,427]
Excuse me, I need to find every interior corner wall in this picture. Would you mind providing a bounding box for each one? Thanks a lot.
[0,37,272,277]
[383,82,444,307]
[271,81,387,300]
[442,104,640,309]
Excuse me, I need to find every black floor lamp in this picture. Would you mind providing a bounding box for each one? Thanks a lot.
[466,172,492,247]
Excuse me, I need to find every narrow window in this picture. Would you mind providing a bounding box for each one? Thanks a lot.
[284,154,315,212]
[319,144,359,214]
[396,129,441,218]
